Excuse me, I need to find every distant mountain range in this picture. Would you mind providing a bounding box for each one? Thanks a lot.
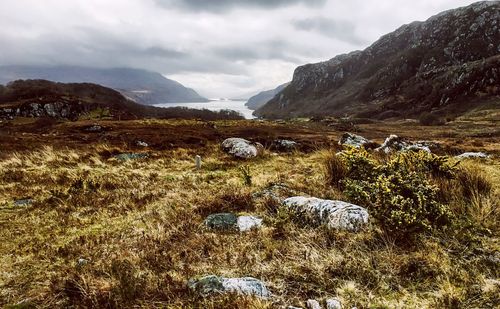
[245,82,290,110]
[0,66,208,105]
[256,1,500,119]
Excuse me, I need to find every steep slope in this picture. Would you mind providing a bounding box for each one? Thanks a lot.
[245,82,290,110]
[0,66,208,105]
[0,80,242,121]
[256,1,500,119]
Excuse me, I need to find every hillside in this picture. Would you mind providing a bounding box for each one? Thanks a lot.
[0,80,242,121]
[245,82,290,110]
[0,66,208,105]
[256,1,500,119]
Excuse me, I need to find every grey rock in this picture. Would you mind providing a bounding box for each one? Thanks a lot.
[306,299,322,309]
[136,140,149,147]
[376,135,434,153]
[204,213,238,231]
[188,275,270,298]
[273,139,298,152]
[14,199,34,207]
[85,125,104,132]
[455,152,490,159]
[339,133,371,148]
[237,216,263,232]
[252,183,298,204]
[115,153,148,161]
[222,138,263,159]
[326,298,342,309]
[283,197,369,232]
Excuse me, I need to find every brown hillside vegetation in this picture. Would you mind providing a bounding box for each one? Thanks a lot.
[0,116,499,308]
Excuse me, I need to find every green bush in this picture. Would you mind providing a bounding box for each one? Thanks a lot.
[337,148,454,237]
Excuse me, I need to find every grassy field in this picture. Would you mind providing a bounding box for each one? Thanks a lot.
[0,117,499,308]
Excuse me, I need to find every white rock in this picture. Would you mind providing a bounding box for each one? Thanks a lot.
[222,138,262,159]
[136,140,149,147]
[455,152,490,159]
[306,299,322,309]
[237,216,263,232]
[222,277,270,298]
[326,298,342,309]
[283,197,369,232]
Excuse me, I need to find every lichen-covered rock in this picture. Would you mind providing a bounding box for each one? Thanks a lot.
[188,275,270,298]
[273,139,298,152]
[455,152,490,159]
[204,213,238,231]
[283,197,369,232]
[339,133,371,148]
[237,216,263,232]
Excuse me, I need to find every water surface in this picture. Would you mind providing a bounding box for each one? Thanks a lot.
[154,100,255,119]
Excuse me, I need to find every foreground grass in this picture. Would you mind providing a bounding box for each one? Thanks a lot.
[0,125,499,308]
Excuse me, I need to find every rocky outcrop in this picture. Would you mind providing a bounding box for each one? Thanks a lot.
[256,1,500,119]
[375,135,438,153]
[283,197,369,232]
[221,138,263,159]
[188,275,270,298]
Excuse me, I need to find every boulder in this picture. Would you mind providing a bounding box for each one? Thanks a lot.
[204,213,263,232]
[273,139,298,152]
[455,152,490,159]
[376,135,434,153]
[221,138,263,159]
[339,133,371,148]
[188,275,270,298]
[283,197,369,232]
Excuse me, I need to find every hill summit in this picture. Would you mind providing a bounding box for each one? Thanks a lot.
[256,1,500,119]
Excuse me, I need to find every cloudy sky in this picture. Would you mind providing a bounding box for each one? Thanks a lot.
[0,0,481,97]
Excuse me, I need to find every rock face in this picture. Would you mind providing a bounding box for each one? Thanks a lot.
[256,2,500,119]
[245,82,290,110]
[221,138,263,159]
[0,65,208,105]
[339,133,372,148]
[283,197,369,232]
[188,275,270,298]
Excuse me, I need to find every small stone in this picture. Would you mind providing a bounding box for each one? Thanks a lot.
[14,199,34,207]
[326,298,342,309]
[455,152,490,159]
[273,139,298,152]
[136,140,149,147]
[115,153,149,161]
[306,299,322,309]
[195,155,202,169]
[237,216,263,232]
[77,258,89,267]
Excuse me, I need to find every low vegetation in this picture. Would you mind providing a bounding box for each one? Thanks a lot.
[0,118,499,308]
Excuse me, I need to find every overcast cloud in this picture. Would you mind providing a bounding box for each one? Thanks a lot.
[0,0,481,97]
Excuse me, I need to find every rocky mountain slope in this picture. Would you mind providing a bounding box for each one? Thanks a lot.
[0,80,241,121]
[245,82,290,110]
[256,1,500,119]
[0,66,208,105]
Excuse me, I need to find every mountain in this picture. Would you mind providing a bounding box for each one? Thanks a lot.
[256,1,500,119]
[0,79,242,121]
[245,82,290,110]
[0,66,208,105]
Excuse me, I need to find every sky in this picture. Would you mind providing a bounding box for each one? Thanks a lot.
[0,0,482,98]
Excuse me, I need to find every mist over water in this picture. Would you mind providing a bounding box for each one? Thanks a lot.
[155,100,256,119]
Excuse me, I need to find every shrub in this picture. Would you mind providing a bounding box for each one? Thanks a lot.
[337,148,453,238]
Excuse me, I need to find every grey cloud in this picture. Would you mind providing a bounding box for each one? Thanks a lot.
[154,0,326,12]
[293,17,367,45]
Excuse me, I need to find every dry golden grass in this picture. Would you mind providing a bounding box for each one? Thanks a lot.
[0,119,499,308]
